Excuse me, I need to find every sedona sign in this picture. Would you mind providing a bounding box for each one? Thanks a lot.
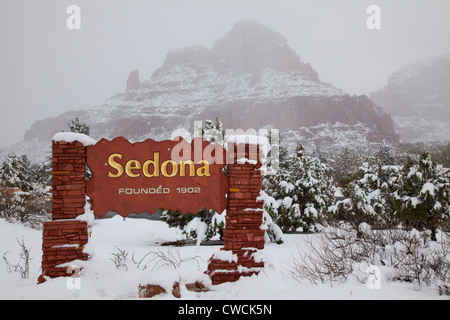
[86,137,228,217]
[40,132,265,285]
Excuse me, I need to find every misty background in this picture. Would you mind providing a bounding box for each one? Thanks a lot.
[0,0,449,150]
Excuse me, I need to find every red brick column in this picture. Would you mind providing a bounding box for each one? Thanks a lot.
[38,140,90,283]
[206,141,265,285]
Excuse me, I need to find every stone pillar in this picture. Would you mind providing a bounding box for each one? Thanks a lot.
[38,140,90,283]
[206,141,265,285]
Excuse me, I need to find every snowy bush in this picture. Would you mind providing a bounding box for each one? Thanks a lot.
[263,143,334,233]
[259,203,284,244]
[398,141,450,168]
[5,187,51,229]
[396,152,449,241]
[159,209,225,243]
[109,247,201,272]
[329,159,402,231]
[0,153,52,229]
[330,147,363,187]
[1,185,51,230]
[287,223,450,293]
[2,237,32,279]
[0,154,33,192]
[329,152,449,240]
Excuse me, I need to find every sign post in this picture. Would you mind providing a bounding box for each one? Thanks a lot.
[38,137,91,283]
[205,137,265,285]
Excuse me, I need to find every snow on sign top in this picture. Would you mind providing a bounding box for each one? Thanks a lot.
[52,132,97,146]
[227,135,271,158]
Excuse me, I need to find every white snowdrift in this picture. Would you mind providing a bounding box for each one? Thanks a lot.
[52,132,97,146]
[0,217,445,300]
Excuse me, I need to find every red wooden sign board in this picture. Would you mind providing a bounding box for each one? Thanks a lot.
[86,137,228,217]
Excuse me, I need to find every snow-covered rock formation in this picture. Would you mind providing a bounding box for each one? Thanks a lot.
[370,54,450,143]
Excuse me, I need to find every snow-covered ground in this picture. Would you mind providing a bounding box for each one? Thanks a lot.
[0,217,446,300]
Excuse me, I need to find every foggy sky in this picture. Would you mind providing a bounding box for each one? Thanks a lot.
[1,0,449,150]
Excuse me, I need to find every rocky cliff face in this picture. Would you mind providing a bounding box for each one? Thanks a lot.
[211,20,319,79]
[370,55,450,143]
[3,20,398,163]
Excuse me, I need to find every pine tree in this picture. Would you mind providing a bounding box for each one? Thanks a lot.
[0,154,32,192]
[263,143,334,233]
[331,148,362,187]
[376,144,400,165]
[330,151,449,240]
[329,158,403,232]
[201,118,225,146]
[32,157,52,187]
[262,144,290,197]
[397,152,449,241]
[67,117,90,135]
